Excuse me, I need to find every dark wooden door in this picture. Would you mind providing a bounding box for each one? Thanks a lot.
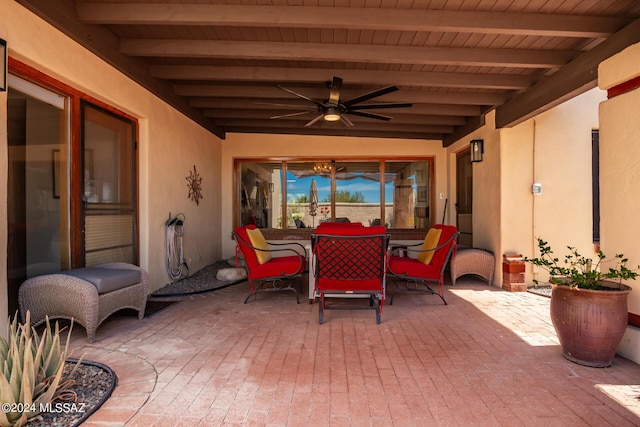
[456,150,473,247]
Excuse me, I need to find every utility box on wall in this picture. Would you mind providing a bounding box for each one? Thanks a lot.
[502,254,527,292]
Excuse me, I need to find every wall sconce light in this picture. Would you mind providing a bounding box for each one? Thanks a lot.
[470,139,484,162]
[0,38,6,92]
[249,183,258,200]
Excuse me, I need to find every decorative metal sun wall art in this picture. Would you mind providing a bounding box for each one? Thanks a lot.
[186,165,203,205]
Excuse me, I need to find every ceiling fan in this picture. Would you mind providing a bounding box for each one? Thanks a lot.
[266,77,413,127]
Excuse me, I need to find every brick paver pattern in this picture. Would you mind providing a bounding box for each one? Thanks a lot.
[68,275,640,426]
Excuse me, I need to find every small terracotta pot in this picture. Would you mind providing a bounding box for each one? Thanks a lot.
[550,282,631,367]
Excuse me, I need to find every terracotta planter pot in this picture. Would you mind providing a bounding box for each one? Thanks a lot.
[550,282,631,367]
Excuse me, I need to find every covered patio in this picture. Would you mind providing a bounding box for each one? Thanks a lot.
[2,2,640,424]
[70,276,640,426]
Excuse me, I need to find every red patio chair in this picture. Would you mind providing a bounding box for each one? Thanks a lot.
[311,225,389,324]
[233,225,306,304]
[387,224,459,305]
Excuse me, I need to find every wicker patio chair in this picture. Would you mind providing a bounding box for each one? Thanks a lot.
[450,248,495,285]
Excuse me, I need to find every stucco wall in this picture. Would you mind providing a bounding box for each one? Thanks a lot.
[0,0,223,309]
[599,42,640,363]
[447,90,605,288]
[502,89,605,285]
[470,117,501,255]
[220,134,447,258]
[447,111,502,283]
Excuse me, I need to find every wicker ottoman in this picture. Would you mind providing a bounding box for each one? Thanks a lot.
[19,263,149,343]
[451,248,495,285]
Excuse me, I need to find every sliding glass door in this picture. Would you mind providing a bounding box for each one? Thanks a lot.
[7,69,140,315]
[7,77,70,314]
[81,102,138,266]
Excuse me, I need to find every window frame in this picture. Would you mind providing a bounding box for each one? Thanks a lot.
[80,100,139,266]
[8,58,140,268]
[233,156,435,231]
[592,129,600,245]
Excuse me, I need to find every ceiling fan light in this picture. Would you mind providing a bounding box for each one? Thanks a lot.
[323,107,341,122]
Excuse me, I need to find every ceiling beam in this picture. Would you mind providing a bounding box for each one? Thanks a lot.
[77,4,628,38]
[204,109,467,126]
[150,65,535,90]
[443,115,487,147]
[224,127,443,141]
[15,0,226,139]
[121,40,575,69]
[495,18,640,129]
[191,98,482,117]
[175,84,508,106]
[215,119,453,134]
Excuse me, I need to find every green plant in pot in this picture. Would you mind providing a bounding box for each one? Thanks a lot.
[525,238,638,367]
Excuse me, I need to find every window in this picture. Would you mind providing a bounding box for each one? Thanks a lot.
[236,158,434,230]
[592,129,600,244]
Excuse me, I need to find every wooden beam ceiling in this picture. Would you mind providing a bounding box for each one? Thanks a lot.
[15,0,640,143]
[495,18,640,129]
[76,4,630,38]
[149,66,535,90]
[121,40,576,68]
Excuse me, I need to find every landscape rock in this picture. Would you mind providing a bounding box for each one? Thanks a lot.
[217,267,247,282]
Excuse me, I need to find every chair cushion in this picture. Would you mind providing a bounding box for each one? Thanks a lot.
[417,227,442,265]
[63,267,141,294]
[316,222,364,231]
[246,227,272,265]
[250,254,305,279]
[316,278,383,292]
[315,223,380,236]
[388,256,440,278]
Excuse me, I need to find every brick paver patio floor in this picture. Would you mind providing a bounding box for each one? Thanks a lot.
[68,275,640,426]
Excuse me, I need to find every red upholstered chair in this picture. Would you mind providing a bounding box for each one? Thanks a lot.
[387,224,459,305]
[311,225,389,324]
[315,221,364,232]
[233,225,306,304]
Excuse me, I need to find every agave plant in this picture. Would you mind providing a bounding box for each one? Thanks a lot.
[0,312,79,427]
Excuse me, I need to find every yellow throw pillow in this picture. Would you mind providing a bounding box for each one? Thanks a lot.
[417,228,442,265]
[246,228,272,265]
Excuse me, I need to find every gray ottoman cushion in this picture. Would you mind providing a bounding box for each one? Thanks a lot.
[63,267,141,294]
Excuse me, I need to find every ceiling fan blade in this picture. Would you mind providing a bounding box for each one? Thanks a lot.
[304,114,325,127]
[328,76,342,106]
[348,102,413,111]
[276,85,324,108]
[346,111,393,121]
[342,85,399,107]
[340,115,354,127]
[270,111,313,119]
